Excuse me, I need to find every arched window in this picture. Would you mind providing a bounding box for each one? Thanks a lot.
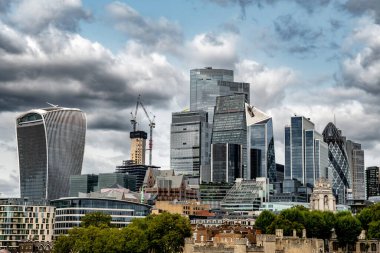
[371,243,376,252]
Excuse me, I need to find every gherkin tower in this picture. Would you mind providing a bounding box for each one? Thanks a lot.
[322,122,350,204]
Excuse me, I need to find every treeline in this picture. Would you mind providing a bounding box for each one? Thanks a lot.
[255,203,380,246]
[53,212,192,253]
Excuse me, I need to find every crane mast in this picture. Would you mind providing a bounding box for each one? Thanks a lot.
[139,99,155,166]
[130,95,141,132]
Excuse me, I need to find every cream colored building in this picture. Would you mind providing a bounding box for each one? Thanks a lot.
[153,200,211,216]
[310,178,336,212]
[130,131,147,165]
[0,198,55,251]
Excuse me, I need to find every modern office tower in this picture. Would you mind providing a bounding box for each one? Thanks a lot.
[210,143,242,183]
[170,110,210,177]
[115,160,160,190]
[220,178,269,212]
[284,116,328,187]
[322,122,351,204]
[346,140,366,200]
[366,166,380,198]
[69,174,99,197]
[199,182,234,209]
[0,198,55,250]
[16,107,86,201]
[246,105,276,182]
[190,67,250,124]
[98,173,137,191]
[52,195,151,236]
[211,94,248,179]
[130,131,147,165]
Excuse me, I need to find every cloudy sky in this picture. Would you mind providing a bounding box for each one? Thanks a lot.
[0,0,379,196]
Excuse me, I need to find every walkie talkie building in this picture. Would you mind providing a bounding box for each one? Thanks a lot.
[16,107,86,201]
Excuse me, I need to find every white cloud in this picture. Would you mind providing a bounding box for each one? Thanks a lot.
[185,32,239,68]
[235,59,298,109]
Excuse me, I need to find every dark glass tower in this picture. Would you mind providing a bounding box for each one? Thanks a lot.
[170,110,210,177]
[211,94,248,179]
[16,107,86,200]
[248,120,276,182]
[322,122,351,204]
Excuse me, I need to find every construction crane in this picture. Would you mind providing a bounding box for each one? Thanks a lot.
[130,95,141,132]
[139,98,155,166]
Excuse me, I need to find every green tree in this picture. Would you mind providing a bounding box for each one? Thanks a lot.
[357,208,373,231]
[280,207,306,225]
[335,215,362,248]
[321,211,335,239]
[267,215,304,236]
[368,220,380,239]
[255,210,276,234]
[304,211,325,238]
[80,212,112,228]
[145,212,192,253]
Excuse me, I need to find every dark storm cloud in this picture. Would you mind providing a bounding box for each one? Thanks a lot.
[342,0,380,24]
[0,0,10,13]
[106,2,183,51]
[0,29,25,54]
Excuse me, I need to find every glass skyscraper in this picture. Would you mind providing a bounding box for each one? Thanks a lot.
[284,116,328,187]
[322,122,351,204]
[16,107,86,200]
[190,67,250,124]
[246,106,276,182]
[346,140,366,200]
[211,94,248,179]
[170,110,210,177]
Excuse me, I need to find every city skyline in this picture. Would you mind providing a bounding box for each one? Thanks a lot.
[0,0,379,197]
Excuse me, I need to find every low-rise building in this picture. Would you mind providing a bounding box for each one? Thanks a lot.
[51,189,151,236]
[0,198,55,252]
[153,200,211,216]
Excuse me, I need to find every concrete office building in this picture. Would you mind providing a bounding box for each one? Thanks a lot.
[16,107,86,201]
[0,198,55,251]
[284,116,328,187]
[130,131,147,165]
[170,111,210,178]
[346,140,366,200]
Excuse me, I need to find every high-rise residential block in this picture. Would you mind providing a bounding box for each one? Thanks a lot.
[0,198,55,250]
[246,105,276,182]
[366,166,380,198]
[130,131,147,165]
[322,122,351,204]
[284,116,328,187]
[16,107,86,201]
[346,140,366,200]
[190,67,250,124]
[170,110,210,177]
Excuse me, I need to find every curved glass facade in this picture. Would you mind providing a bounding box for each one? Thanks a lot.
[51,198,151,235]
[17,108,86,200]
[322,122,351,204]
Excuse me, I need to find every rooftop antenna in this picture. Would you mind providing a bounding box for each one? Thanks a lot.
[46,102,58,107]
[334,114,336,126]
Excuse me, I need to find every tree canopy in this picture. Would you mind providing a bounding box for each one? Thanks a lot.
[53,212,192,253]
